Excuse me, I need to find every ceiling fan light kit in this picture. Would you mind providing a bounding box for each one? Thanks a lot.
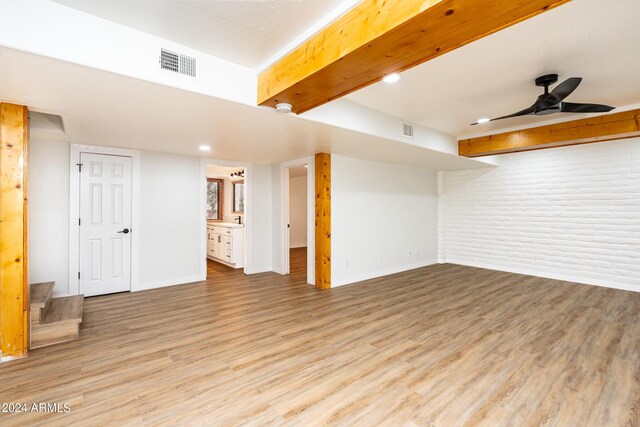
[472,74,615,125]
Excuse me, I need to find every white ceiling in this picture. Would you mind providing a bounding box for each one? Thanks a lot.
[5,0,635,169]
[346,0,640,138]
[0,47,486,171]
[50,0,352,69]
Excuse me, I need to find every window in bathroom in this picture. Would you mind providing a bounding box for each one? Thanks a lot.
[206,178,224,220]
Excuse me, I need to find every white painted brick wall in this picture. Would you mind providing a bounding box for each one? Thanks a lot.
[439,138,640,291]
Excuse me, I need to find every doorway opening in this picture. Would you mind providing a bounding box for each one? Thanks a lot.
[287,165,308,281]
[202,161,249,280]
[280,157,314,285]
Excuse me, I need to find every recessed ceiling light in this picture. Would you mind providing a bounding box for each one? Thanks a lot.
[199,145,211,152]
[476,118,491,124]
[383,73,401,83]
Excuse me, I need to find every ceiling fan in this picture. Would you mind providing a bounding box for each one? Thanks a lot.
[471,74,615,125]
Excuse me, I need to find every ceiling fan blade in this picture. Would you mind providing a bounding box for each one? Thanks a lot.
[561,102,615,113]
[471,106,535,125]
[550,77,582,101]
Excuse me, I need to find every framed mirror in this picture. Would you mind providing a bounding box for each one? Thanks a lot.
[232,180,245,213]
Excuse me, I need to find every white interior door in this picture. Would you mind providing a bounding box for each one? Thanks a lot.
[79,153,132,296]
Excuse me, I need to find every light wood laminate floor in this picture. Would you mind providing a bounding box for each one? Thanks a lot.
[1,249,639,426]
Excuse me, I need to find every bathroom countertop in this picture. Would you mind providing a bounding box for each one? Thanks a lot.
[207,222,244,228]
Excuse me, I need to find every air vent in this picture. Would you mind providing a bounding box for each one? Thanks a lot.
[160,49,197,78]
[402,122,414,138]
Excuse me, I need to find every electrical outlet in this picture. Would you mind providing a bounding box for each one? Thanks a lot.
[408,250,413,257]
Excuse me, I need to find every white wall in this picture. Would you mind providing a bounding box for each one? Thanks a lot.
[247,164,273,273]
[439,138,640,292]
[138,151,201,290]
[29,139,70,296]
[289,174,308,248]
[29,139,274,295]
[331,155,439,287]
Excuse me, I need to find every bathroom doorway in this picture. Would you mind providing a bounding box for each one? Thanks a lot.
[201,159,251,279]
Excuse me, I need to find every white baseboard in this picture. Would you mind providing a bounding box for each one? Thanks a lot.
[244,266,273,275]
[133,274,205,292]
[444,258,639,293]
[332,259,438,288]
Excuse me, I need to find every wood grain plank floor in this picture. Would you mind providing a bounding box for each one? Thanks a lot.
[1,248,639,426]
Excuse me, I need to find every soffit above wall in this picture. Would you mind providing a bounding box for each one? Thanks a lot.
[50,0,356,69]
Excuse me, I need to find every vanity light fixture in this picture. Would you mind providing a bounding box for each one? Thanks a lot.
[230,170,245,178]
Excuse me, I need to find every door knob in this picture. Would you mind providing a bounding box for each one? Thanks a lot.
[117,228,130,234]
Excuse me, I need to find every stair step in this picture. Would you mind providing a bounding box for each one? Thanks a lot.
[30,281,55,309]
[31,295,84,349]
[43,295,84,325]
[31,322,80,349]
[30,282,55,325]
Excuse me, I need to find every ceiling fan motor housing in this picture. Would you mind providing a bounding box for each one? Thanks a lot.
[535,73,559,87]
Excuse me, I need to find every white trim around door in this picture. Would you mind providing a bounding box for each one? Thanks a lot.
[69,144,141,296]
[279,156,315,285]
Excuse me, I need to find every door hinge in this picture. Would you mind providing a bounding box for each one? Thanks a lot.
[78,272,81,279]
[79,218,81,226]
[77,163,83,172]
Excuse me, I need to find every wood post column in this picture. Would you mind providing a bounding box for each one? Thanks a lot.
[0,102,29,360]
[315,153,331,289]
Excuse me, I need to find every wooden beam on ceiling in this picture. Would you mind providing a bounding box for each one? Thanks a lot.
[0,102,30,360]
[257,0,572,114]
[458,109,640,157]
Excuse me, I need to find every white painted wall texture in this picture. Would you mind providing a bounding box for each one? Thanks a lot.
[29,139,70,297]
[138,150,201,290]
[332,155,439,287]
[438,138,640,292]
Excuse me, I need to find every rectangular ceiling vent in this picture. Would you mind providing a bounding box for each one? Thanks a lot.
[160,48,197,78]
[402,122,414,139]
